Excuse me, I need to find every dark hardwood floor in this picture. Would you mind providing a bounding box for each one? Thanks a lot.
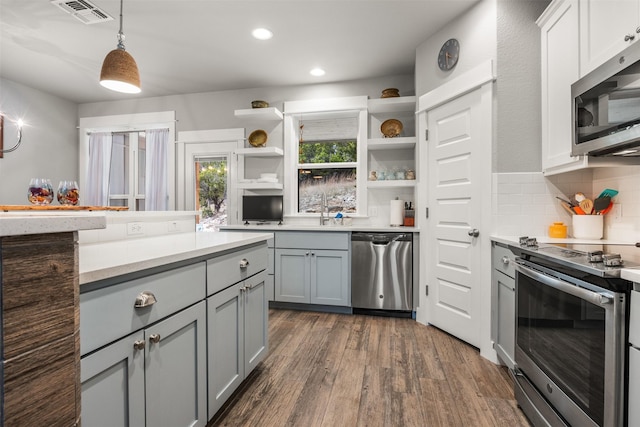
[209,309,531,427]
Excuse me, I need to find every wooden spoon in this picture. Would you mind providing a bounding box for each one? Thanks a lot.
[579,198,593,215]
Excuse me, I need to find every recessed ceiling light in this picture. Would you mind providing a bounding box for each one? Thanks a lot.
[252,28,273,40]
[310,68,325,77]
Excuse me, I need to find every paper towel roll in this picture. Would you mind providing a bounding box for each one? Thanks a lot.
[390,199,404,226]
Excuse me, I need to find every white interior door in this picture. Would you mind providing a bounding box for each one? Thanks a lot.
[425,84,492,348]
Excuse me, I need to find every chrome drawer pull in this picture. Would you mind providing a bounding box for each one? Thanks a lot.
[149,334,161,344]
[134,291,157,308]
[133,340,145,351]
[239,258,249,269]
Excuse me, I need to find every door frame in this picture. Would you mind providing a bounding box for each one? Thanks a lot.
[176,129,243,221]
[416,60,497,363]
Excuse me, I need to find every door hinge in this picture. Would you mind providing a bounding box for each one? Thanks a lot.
[425,129,429,140]
[425,207,429,219]
[425,285,429,296]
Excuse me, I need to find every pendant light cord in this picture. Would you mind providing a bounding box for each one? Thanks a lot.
[116,0,125,50]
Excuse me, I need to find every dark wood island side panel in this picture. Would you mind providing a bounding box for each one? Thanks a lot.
[1,232,80,426]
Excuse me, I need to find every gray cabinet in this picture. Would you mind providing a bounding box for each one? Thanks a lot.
[81,301,207,427]
[274,231,350,307]
[80,262,208,426]
[491,242,516,369]
[207,244,269,417]
[275,248,349,306]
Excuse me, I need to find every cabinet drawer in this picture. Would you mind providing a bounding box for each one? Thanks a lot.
[630,290,640,346]
[492,243,515,278]
[80,262,206,355]
[276,231,349,250]
[207,243,267,296]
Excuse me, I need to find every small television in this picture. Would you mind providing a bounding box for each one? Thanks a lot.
[242,195,283,224]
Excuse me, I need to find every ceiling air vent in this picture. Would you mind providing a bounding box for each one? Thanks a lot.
[51,0,113,25]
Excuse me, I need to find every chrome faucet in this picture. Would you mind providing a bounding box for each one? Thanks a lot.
[319,192,330,225]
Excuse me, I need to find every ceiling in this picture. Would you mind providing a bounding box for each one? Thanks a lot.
[0,0,479,105]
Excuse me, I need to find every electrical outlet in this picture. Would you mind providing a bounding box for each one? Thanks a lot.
[167,221,179,233]
[127,222,144,236]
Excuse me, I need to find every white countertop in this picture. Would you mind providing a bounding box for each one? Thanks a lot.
[221,224,419,233]
[0,212,106,236]
[492,234,640,284]
[79,231,273,284]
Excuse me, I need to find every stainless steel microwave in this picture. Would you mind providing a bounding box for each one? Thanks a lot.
[572,41,640,157]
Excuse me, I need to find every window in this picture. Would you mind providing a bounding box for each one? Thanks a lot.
[79,111,176,209]
[284,99,367,218]
[108,131,146,209]
[297,117,358,214]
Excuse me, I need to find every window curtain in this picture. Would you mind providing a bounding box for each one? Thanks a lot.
[145,128,169,210]
[85,132,112,206]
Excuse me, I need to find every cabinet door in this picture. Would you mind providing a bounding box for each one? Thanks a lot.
[207,283,244,417]
[540,0,583,173]
[145,302,207,427]
[275,248,310,303]
[630,346,640,427]
[81,331,146,427]
[310,250,350,306]
[244,272,269,374]
[494,270,516,370]
[580,0,639,76]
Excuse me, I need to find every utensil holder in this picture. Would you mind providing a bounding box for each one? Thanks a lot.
[572,215,603,239]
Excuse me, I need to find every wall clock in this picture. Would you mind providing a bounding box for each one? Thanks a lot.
[438,38,460,71]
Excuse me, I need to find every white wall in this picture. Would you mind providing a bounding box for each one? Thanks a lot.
[496,0,550,173]
[415,0,497,97]
[0,78,78,204]
[79,75,415,134]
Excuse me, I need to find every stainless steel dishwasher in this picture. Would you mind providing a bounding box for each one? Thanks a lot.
[351,232,412,315]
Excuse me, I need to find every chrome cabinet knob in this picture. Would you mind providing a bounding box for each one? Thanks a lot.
[625,33,636,42]
[149,334,161,344]
[468,229,480,238]
[501,256,510,265]
[133,340,145,351]
[239,258,249,269]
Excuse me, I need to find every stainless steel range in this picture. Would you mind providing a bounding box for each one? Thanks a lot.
[508,238,640,427]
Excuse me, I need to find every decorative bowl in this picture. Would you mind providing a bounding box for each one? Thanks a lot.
[381,119,403,138]
[57,180,79,205]
[381,88,400,98]
[28,178,54,205]
[248,129,268,147]
[251,100,269,108]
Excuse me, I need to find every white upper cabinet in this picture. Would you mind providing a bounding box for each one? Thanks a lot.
[579,0,640,76]
[538,0,585,174]
[538,0,640,175]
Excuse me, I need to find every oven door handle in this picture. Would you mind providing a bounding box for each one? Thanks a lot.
[514,262,613,306]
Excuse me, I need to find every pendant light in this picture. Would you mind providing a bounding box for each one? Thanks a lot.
[99,0,141,93]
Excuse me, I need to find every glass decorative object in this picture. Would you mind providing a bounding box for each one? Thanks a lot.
[57,180,79,205]
[28,178,54,205]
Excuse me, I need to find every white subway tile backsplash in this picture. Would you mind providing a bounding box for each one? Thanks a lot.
[494,168,640,241]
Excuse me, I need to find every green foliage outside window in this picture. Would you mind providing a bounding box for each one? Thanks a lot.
[298,139,357,164]
[198,160,227,218]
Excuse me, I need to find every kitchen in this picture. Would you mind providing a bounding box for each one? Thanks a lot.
[2,0,640,426]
